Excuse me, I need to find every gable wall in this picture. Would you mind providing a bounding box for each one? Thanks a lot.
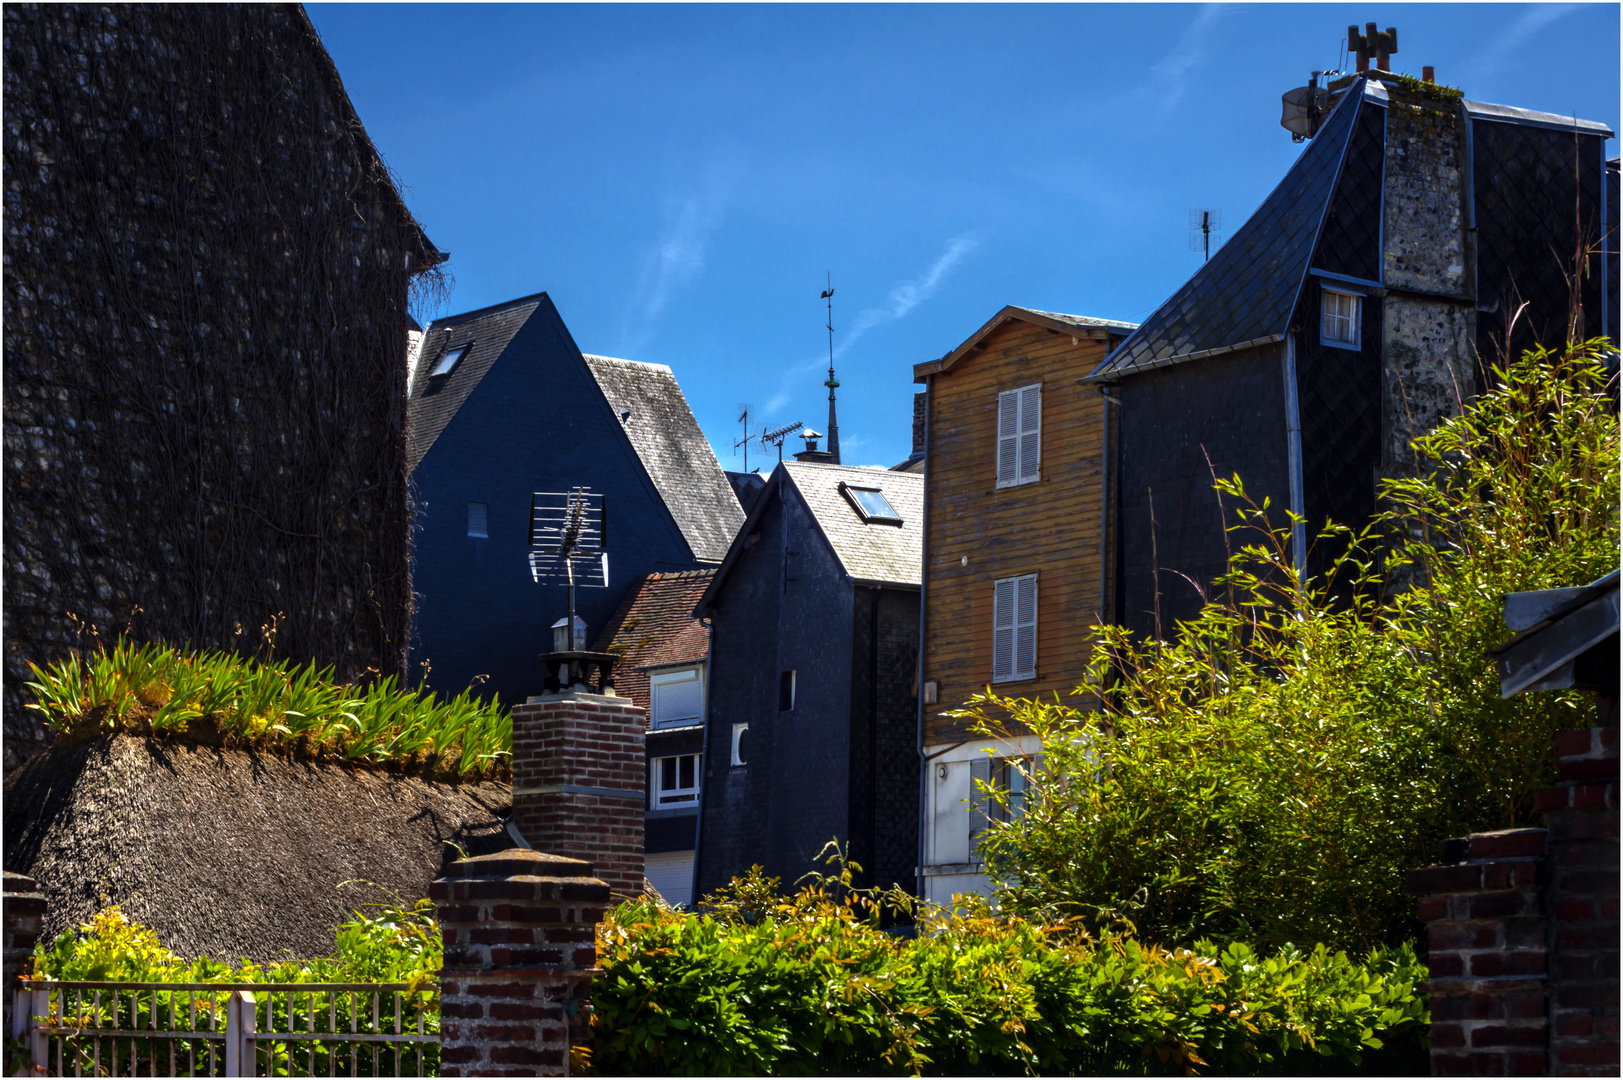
[848,585,921,894]
[921,321,1112,746]
[410,301,698,708]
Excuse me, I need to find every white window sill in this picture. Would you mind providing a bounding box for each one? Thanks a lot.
[994,477,1039,490]
[921,862,986,877]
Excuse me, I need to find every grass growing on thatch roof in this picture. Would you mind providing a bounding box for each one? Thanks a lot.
[24,639,511,779]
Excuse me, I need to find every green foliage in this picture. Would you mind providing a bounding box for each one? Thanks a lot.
[963,342,1618,951]
[29,900,441,1076]
[24,639,512,777]
[588,857,1428,1076]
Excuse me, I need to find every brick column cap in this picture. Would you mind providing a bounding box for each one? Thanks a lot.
[442,849,596,880]
[2,872,40,894]
[519,689,634,706]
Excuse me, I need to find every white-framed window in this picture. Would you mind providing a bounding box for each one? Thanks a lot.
[996,384,1042,488]
[1321,289,1360,349]
[992,574,1037,683]
[650,667,704,728]
[969,754,1036,845]
[651,753,701,809]
[731,723,750,766]
[467,502,488,538]
[429,342,471,379]
[840,482,903,525]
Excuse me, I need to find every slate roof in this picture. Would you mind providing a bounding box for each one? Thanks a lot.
[593,570,715,718]
[1090,81,1366,379]
[784,463,923,587]
[584,356,744,563]
[915,305,1137,381]
[407,294,546,472]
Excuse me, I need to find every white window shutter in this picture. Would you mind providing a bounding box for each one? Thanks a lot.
[651,671,702,726]
[996,390,1019,487]
[969,755,992,843]
[1015,575,1037,679]
[1018,385,1041,482]
[993,578,1016,682]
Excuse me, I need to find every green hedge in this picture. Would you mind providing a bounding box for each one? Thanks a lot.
[588,867,1428,1076]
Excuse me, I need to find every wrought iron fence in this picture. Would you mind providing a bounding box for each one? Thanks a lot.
[11,980,439,1077]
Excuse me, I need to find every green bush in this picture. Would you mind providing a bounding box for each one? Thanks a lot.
[964,342,1618,951]
[588,859,1428,1076]
[23,639,512,777]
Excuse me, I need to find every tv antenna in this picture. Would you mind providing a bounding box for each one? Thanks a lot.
[732,403,754,471]
[528,487,609,650]
[761,420,804,463]
[1189,208,1222,262]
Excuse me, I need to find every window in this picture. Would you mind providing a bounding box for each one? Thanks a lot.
[779,670,796,711]
[731,723,750,766]
[467,502,488,538]
[996,384,1042,488]
[969,755,1035,846]
[1321,290,1360,349]
[650,668,704,728]
[652,753,701,809]
[429,343,471,379]
[841,483,903,525]
[992,574,1037,682]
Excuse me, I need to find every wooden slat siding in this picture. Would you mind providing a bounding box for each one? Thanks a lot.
[923,320,1112,745]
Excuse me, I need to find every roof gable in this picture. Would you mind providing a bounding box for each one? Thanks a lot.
[593,570,714,715]
[407,294,548,471]
[781,463,922,587]
[915,305,1137,381]
[583,356,744,563]
[1091,81,1367,380]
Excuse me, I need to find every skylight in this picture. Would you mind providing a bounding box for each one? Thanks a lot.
[843,483,902,525]
[429,343,470,379]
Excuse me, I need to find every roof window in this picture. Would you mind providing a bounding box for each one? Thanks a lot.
[841,482,903,525]
[429,343,471,379]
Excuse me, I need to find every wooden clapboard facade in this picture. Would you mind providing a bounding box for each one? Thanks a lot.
[912,306,1135,905]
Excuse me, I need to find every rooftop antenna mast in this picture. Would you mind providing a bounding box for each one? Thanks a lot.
[761,420,804,463]
[821,273,840,464]
[732,403,754,472]
[1188,208,1222,262]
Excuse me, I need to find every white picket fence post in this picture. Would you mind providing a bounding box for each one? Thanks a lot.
[26,988,48,1074]
[224,990,257,1077]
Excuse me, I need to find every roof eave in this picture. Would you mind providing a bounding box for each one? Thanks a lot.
[914,305,1131,383]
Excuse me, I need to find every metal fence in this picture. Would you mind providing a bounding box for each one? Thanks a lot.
[11,980,438,1077]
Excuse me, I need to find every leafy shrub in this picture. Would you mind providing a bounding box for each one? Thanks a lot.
[27,898,441,1076]
[588,859,1428,1076]
[24,639,511,777]
[965,342,1618,950]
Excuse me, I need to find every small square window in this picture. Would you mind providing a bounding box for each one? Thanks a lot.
[650,668,704,728]
[430,343,471,379]
[652,753,701,809]
[779,670,796,711]
[1321,290,1360,349]
[467,502,488,538]
[841,483,903,525]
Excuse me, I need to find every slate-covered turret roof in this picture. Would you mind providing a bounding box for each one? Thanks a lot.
[584,356,744,563]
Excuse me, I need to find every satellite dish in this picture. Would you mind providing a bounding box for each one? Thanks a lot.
[1281,71,1336,142]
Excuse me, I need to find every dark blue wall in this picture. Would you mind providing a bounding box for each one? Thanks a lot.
[409,297,699,708]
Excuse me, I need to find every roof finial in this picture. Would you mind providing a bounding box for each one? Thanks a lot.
[821,273,840,465]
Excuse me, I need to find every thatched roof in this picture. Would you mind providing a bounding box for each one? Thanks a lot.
[3,736,513,963]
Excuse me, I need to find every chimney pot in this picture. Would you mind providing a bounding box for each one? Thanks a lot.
[1423,65,1435,83]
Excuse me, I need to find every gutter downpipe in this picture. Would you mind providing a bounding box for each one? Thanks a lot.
[914,377,933,907]
[688,616,716,908]
[1282,334,1307,579]
[1097,386,1119,639]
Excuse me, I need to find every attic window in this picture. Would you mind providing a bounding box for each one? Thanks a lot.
[841,483,903,525]
[1321,291,1360,350]
[429,343,470,379]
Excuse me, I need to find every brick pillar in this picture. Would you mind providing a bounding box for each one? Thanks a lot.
[1408,828,1550,1075]
[511,690,645,900]
[2,872,46,1036]
[432,849,610,1078]
[1533,727,1619,1076]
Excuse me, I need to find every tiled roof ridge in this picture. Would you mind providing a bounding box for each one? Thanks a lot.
[581,353,675,374]
[1016,307,1140,329]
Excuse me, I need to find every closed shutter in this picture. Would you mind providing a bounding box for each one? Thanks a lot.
[996,391,1020,486]
[993,578,1016,681]
[651,670,703,727]
[1018,384,1041,482]
[969,755,992,846]
[1014,575,1037,680]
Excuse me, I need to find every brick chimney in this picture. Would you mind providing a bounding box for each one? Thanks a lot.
[510,678,647,901]
[912,393,927,457]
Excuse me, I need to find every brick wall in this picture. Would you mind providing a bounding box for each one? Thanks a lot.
[511,691,646,901]
[432,849,608,1077]
[2,871,45,1036]
[1409,725,1619,1076]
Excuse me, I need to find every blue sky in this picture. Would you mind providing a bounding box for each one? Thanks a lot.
[308,3,1619,470]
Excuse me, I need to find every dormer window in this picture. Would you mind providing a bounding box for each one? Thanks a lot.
[1321,290,1360,350]
[429,343,471,379]
[841,482,903,525]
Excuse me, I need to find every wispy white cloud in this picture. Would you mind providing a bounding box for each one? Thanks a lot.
[1459,4,1581,86]
[759,233,981,423]
[620,164,735,352]
[1147,5,1224,117]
